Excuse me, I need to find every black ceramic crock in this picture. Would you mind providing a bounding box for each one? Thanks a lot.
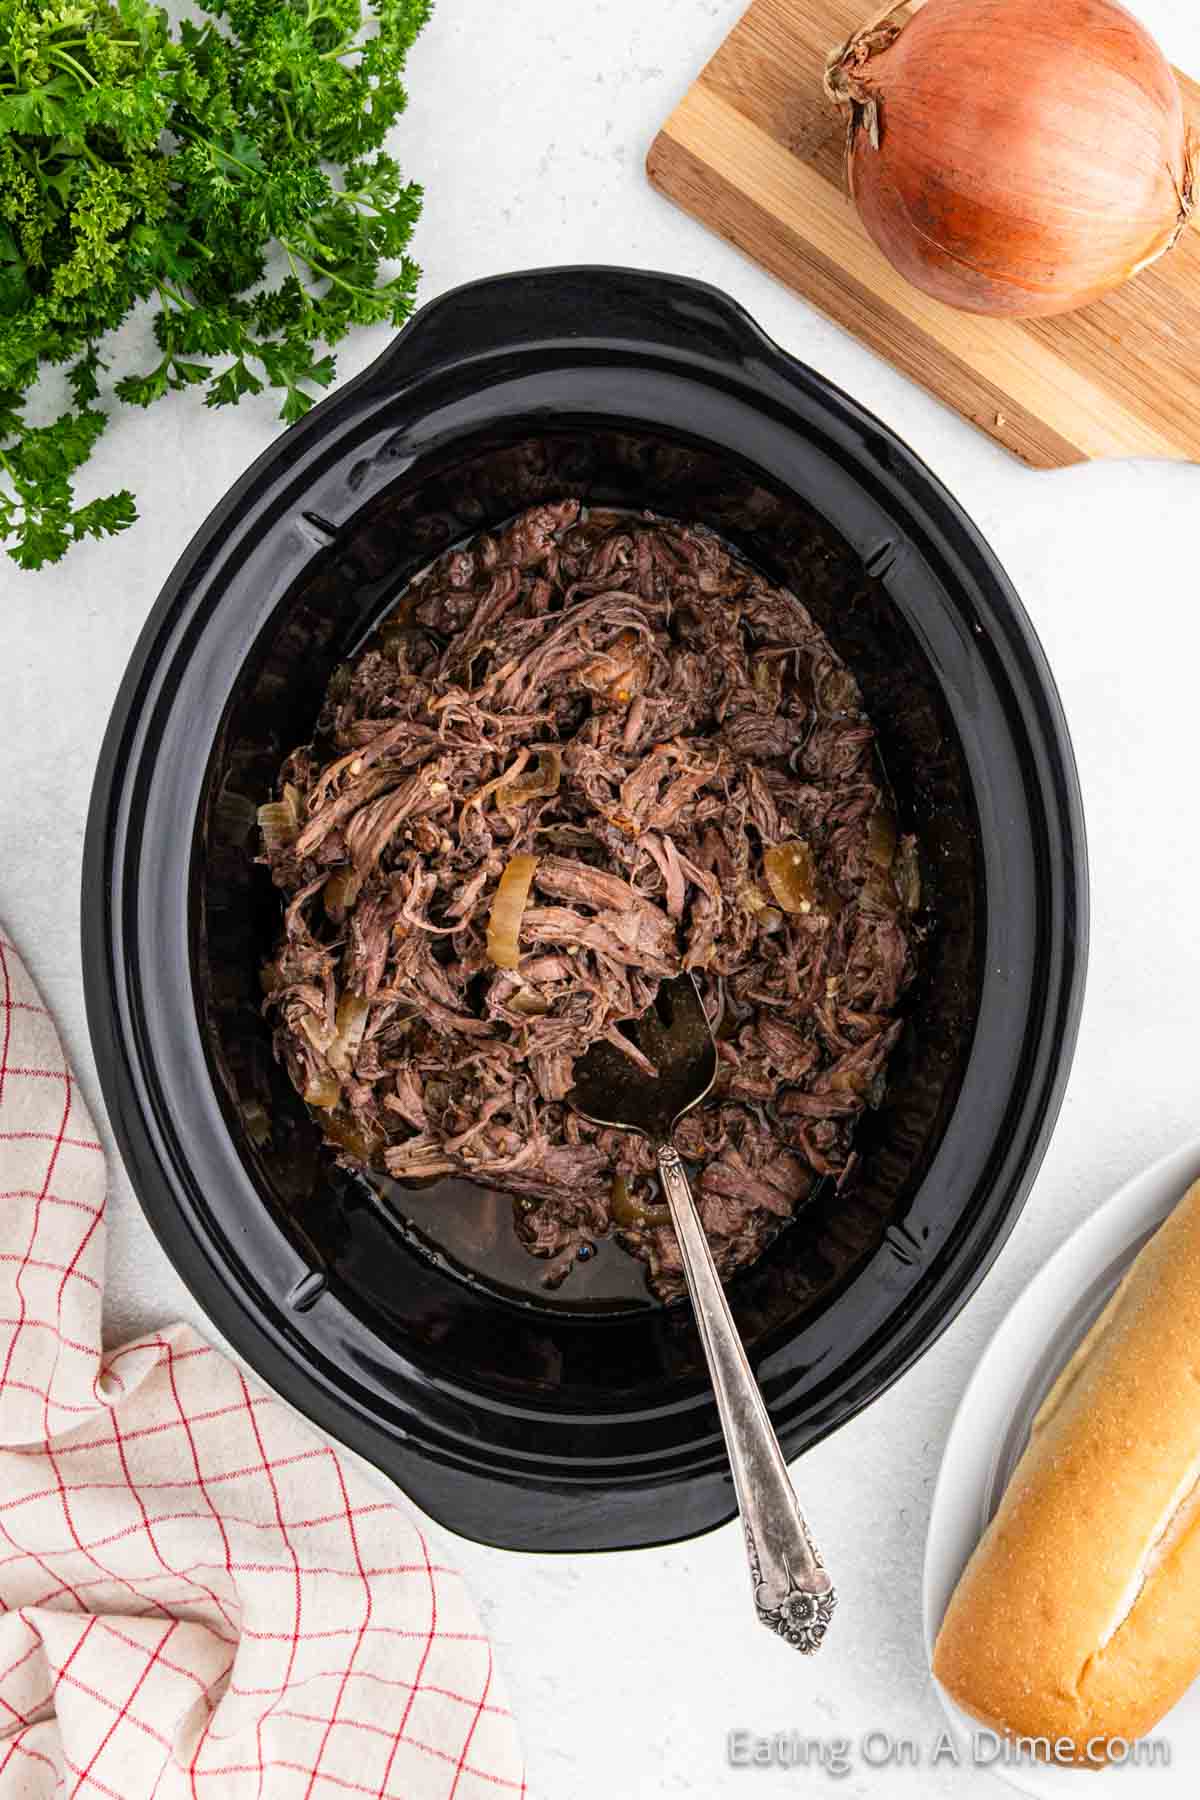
[83,267,1087,1551]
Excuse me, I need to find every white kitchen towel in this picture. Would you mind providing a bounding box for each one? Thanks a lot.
[0,924,526,1797]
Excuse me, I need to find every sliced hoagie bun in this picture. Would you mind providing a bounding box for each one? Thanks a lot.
[933,1177,1200,1768]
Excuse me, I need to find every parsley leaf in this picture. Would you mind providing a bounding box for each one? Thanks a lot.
[0,0,430,572]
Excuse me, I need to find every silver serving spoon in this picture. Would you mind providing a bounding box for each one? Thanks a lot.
[569,973,836,1653]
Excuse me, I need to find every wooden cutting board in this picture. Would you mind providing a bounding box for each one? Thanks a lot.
[648,0,1200,467]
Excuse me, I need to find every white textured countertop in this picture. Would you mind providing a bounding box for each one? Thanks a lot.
[3,1,1200,1793]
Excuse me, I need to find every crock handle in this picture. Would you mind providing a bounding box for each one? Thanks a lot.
[353,266,772,398]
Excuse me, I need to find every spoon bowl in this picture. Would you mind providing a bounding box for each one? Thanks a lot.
[568,974,717,1143]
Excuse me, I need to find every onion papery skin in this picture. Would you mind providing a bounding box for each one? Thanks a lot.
[827,0,1194,318]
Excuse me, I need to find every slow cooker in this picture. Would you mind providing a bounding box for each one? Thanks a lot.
[83,267,1087,1550]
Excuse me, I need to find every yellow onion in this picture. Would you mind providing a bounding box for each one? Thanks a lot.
[826,0,1195,318]
[486,853,538,969]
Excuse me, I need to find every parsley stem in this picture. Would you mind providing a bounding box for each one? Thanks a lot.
[175,129,261,182]
[285,238,373,299]
[47,48,99,89]
[336,188,384,213]
[52,37,139,52]
[284,246,315,305]
[156,280,194,312]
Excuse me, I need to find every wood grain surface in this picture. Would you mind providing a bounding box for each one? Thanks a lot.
[647,0,1200,467]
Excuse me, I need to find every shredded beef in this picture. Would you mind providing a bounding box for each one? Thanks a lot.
[260,504,920,1299]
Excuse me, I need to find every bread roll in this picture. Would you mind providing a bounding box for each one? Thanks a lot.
[933,1177,1200,1768]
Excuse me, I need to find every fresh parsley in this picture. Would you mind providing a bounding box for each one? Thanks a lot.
[0,0,430,571]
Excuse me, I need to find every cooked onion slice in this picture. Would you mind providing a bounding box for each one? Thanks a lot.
[610,1174,671,1230]
[764,840,826,915]
[496,747,562,811]
[257,782,303,849]
[463,746,561,821]
[580,629,650,706]
[895,836,922,912]
[865,803,897,872]
[327,991,370,1075]
[322,1111,383,1163]
[297,1011,336,1056]
[738,882,785,935]
[324,867,363,921]
[508,988,550,1017]
[304,1070,341,1110]
[486,853,538,970]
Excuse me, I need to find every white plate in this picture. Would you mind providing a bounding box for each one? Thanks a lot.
[923,1137,1200,1798]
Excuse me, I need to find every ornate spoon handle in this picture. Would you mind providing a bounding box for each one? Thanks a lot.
[657,1143,835,1652]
